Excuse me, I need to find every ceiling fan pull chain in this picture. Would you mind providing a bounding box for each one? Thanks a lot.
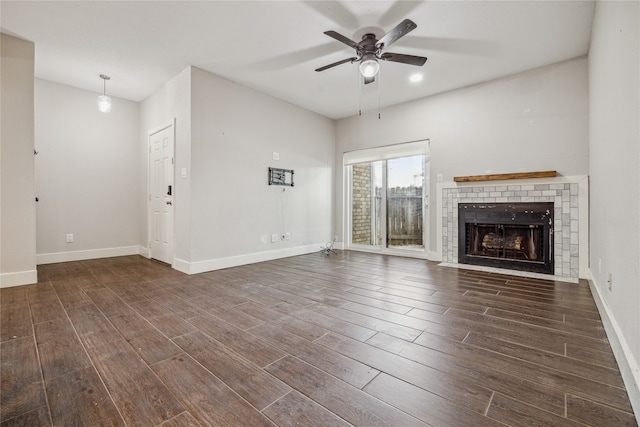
[358,68,363,116]
[378,68,382,119]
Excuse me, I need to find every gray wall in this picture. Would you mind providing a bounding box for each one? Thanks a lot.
[588,0,640,413]
[35,79,140,263]
[140,66,335,273]
[139,67,192,263]
[0,34,36,287]
[188,67,335,268]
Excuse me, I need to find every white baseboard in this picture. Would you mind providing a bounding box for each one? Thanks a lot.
[174,244,325,275]
[173,258,191,274]
[0,269,38,288]
[138,246,150,258]
[36,245,142,265]
[588,272,640,419]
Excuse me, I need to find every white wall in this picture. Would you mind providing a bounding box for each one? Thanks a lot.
[588,0,640,414]
[139,67,192,262]
[0,34,37,287]
[186,67,334,273]
[34,79,141,263]
[335,58,589,253]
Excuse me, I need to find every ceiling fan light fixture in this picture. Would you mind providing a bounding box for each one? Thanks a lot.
[359,54,379,78]
[97,74,112,113]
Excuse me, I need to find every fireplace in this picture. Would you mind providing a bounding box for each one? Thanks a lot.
[458,202,554,274]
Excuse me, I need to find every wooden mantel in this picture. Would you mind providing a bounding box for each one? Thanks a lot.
[453,170,557,183]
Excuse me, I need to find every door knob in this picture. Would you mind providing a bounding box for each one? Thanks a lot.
[166,201,172,205]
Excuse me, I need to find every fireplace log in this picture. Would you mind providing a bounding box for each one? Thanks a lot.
[482,233,523,251]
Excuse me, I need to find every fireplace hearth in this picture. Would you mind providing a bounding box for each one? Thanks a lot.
[458,202,554,274]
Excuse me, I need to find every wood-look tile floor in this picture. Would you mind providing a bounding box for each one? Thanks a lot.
[1,251,637,426]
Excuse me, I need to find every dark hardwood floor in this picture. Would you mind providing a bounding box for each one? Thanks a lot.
[1,251,637,426]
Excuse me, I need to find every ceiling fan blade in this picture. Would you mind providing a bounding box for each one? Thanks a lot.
[324,31,359,50]
[315,57,357,72]
[364,75,375,85]
[257,43,345,71]
[397,36,496,55]
[376,19,417,49]
[302,1,359,30]
[379,1,424,28]
[380,52,427,66]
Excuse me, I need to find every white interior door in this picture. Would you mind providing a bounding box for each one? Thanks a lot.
[148,123,174,264]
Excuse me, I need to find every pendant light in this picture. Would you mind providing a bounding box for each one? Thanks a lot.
[97,74,112,113]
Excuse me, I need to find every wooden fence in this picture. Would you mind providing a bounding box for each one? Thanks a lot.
[384,193,423,247]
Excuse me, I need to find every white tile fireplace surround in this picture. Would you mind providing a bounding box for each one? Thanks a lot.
[437,176,589,283]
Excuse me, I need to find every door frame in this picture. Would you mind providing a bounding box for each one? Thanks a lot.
[147,119,176,266]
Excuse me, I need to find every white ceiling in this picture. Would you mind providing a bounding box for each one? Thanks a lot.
[1,1,595,120]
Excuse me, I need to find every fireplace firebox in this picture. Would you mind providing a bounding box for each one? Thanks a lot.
[458,202,554,274]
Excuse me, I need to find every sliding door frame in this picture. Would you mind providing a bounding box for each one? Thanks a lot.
[344,140,430,259]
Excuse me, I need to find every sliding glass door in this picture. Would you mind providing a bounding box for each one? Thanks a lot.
[349,154,428,253]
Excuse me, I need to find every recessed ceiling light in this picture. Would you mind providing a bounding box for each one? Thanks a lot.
[410,74,423,83]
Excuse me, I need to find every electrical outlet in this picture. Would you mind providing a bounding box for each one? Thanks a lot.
[271,234,279,243]
[66,233,74,243]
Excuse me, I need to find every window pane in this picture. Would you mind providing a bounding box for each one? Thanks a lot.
[387,156,424,248]
[351,162,382,246]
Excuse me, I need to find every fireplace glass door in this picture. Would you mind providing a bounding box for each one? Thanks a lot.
[458,202,554,274]
[466,224,544,262]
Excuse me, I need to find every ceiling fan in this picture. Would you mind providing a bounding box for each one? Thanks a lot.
[315,19,428,84]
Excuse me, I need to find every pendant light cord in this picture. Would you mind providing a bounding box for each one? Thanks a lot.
[99,74,110,96]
